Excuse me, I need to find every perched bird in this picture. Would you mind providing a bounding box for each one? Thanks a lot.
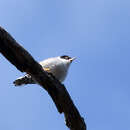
[13,55,76,86]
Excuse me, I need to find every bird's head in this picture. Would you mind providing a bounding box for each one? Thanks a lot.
[59,55,76,68]
[60,55,76,62]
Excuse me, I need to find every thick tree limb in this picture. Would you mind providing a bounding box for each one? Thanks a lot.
[0,26,86,130]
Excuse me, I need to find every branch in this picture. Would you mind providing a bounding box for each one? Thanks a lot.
[0,26,86,130]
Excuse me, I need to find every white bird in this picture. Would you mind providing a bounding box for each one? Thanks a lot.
[13,55,76,86]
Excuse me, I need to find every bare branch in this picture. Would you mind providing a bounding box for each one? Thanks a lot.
[0,26,86,130]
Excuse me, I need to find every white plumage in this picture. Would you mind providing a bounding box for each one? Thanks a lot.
[13,55,76,86]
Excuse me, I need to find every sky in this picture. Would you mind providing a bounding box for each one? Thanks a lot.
[0,0,130,130]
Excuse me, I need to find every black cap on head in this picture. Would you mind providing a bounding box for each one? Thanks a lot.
[60,55,72,60]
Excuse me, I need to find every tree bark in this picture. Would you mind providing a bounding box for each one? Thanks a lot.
[0,26,86,130]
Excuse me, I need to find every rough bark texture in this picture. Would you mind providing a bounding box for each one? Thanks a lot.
[0,26,86,130]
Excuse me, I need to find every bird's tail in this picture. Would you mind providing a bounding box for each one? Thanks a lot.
[13,75,35,86]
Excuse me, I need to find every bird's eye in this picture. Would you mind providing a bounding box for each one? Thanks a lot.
[60,55,71,60]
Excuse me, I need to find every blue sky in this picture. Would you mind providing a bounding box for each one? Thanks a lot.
[0,0,130,130]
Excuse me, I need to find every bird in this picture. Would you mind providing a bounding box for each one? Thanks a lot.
[13,55,76,86]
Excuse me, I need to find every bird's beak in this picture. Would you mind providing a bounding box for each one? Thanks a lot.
[70,57,76,62]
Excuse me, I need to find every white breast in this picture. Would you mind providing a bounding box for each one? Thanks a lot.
[39,57,68,82]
